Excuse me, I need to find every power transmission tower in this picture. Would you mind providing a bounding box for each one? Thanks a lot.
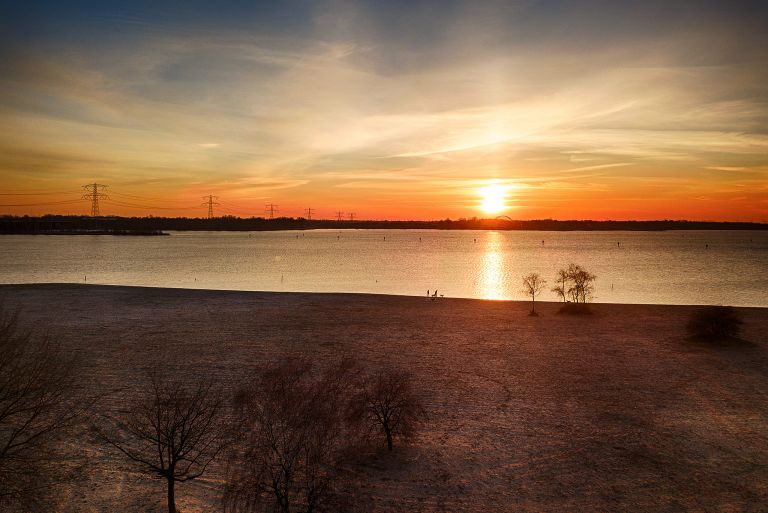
[348,212,356,221]
[201,195,219,219]
[82,183,108,216]
[265,203,279,219]
[335,211,344,222]
[304,207,315,220]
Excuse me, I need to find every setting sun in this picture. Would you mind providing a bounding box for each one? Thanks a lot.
[479,184,508,215]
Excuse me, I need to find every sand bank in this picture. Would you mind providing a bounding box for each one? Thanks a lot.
[2,284,767,512]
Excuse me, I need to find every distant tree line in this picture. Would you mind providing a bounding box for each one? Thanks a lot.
[2,215,767,234]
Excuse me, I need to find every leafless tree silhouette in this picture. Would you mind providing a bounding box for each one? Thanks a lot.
[98,372,228,513]
[567,264,597,303]
[0,307,83,512]
[224,357,362,513]
[551,268,569,302]
[358,366,424,451]
[552,264,597,304]
[522,273,547,315]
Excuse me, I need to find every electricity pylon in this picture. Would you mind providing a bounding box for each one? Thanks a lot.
[335,211,344,221]
[348,212,356,221]
[265,203,279,219]
[304,207,315,220]
[202,195,219,219]
[82,183,108,217]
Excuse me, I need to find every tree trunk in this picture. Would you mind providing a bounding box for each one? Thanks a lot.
[167,477,176,513]
[385,426,393,451]
[279,492,290,513]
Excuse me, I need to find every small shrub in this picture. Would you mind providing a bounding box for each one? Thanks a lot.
[558,303,593,315]
[686,306,743,341]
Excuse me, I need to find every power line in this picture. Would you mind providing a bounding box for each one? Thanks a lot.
[0,190,81,196]
[217,201,260,215]
[0,199,84,207]
[202,195,220,219]
[106,199,198,211]
[216,205,252,217]
[109,191,194,203]
[82,183,108,216]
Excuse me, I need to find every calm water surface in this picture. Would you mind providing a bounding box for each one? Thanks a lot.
[1,230,767,306]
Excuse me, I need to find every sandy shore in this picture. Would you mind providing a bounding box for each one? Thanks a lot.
[2,283,768,512]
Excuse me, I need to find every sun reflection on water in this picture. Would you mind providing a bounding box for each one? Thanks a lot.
[479,231,507,300]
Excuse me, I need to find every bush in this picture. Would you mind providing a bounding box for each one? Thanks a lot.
[686,306,743,341]
[557,303,593,315]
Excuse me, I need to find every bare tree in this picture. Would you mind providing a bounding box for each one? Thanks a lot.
[358,366,424,451]
[522,273,547,315]
[98,372,228,513]
[566,264,597,303]
[552,264,597,304]
[551,269,568,302]
[0,306,83,511]
[224,358,362,513]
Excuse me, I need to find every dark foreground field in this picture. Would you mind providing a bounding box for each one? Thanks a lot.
[2,284,768,512]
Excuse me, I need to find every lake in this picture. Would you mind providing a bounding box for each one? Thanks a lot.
[2,230,767,306]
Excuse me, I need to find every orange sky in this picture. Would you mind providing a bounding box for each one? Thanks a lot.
[1,1,767,221]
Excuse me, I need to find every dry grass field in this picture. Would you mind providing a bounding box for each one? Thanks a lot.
[2,284,768,512]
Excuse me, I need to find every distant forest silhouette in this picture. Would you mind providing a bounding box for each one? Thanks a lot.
[1,215,766,234]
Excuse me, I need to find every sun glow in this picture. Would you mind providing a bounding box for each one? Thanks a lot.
[479,184,509,214]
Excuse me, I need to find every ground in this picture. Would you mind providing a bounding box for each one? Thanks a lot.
[2,284,768,512]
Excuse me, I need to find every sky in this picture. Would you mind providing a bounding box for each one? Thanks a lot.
[0,0,767,221]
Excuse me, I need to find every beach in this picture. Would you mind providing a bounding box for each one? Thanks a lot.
[2,283,768,512]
